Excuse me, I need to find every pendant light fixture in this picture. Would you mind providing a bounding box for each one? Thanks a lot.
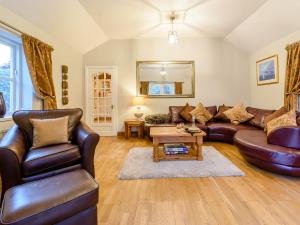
[168,15,178,44]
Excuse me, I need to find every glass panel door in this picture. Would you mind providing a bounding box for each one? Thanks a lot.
[92,72,112,126]
[86,66,117,136]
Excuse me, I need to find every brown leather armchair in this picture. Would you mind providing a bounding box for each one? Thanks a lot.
[0,109,100,201]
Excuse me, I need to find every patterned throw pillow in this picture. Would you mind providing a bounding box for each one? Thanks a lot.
[189,103,213,125]
[223,104,254,125]
[263,107,288,132]
[180,103,195,122]
[169,106,185,123]
[266,110,297,135]
[214,105,232,122]
[144,114,170,124]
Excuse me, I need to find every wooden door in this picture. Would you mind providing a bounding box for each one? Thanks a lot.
[85,66,118,136]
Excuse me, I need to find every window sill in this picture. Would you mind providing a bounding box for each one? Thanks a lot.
[0,117,12,122]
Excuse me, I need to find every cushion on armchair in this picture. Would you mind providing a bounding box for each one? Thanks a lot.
[30,116,69,149]
[13,108,83,146]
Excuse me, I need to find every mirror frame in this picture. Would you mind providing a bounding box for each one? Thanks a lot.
[136,61,195,98]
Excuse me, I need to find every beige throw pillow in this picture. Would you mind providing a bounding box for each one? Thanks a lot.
[263,106,288,132]
[189,103,213,125]
[266,110,297,136]
[223,104,254,125]
[30,116,69,149]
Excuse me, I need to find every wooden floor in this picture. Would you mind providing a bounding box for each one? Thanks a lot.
[95,136,300,225]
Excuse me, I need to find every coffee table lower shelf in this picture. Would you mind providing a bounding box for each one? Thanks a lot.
[155,147,201,161]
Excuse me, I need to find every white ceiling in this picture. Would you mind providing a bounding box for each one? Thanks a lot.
[79,0,268,39]
[1,0,300,53]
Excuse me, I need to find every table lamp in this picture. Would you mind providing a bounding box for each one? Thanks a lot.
[132,96,144,120]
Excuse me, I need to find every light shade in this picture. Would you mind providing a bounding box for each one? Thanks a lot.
[132,96,144,106]
[168,31,178,44]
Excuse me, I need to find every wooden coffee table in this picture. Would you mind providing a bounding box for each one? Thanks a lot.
[150,127,206,162]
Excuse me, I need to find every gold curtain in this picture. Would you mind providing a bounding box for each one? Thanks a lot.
[21,34,57,109]
[175,82,183,95]
[284,41,300,110]
[140,81,149,95]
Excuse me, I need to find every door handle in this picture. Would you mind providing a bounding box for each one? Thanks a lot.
[111,105,114,110]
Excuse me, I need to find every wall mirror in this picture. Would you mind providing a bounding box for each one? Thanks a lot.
[136,61,195,98]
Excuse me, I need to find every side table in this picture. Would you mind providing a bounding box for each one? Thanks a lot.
[124,119,145,139]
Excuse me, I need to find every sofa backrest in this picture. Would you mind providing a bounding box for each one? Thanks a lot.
[13,108,83,146]
[246,107,275,129]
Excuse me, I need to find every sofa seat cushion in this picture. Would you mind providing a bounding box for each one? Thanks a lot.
[23,144,81,177]
[0,170,98,225]
[208,122,258,136]
[234,130,300,167]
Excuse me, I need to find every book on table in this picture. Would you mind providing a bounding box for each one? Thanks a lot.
[164,143,189,155]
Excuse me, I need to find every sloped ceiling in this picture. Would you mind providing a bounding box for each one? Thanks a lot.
[1,0,300,53]
[79,0,267,39]
[226,0,300,52]
[0,0,108,53]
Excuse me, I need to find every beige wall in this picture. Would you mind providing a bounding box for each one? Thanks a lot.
[0,5,84,132]
[0,5,84,110]
[84,38,250,131]
[249,30,300,110]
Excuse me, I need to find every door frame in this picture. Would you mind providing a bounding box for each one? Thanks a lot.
[85,66,118,136]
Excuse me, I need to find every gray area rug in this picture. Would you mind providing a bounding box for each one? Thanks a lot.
[119,146,245,179]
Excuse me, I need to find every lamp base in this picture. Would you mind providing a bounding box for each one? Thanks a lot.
[134,112,144,120]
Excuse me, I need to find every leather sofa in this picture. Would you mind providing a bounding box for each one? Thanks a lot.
[145,105,300,176]
[0,109,100,201]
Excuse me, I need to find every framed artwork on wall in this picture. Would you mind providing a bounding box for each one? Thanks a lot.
[256,55,279,86]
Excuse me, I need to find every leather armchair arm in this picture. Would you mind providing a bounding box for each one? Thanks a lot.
[267,126,300,149]
[74,121,99,177]
[0,125,27,200]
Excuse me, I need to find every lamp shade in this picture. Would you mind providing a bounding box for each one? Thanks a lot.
[132,96,144,106]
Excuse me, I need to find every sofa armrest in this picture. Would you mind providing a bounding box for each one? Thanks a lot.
[267,126,300,149]
[74,121,100,177]
[0,125,27,201]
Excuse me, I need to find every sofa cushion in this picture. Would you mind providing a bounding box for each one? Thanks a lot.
[214,105,232,122]
[144,114,170,124]
[0,170,98,225]
[234,130,300,167]
[169,106,185,123]
[180,103,195,122]
[169,105,218,123]
[266,110,297,135]
[264,107,288,131]
[208,122,258,136]
[22,144,81,177]
[223,104,254,125]
[206,106,218,117]
[13,109,83,146]
[246,107,274,129]
[190,103,213,125]
[30,116,69,149]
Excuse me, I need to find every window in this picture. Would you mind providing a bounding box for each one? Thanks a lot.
[0,30,23,116]
[148,82,175,95]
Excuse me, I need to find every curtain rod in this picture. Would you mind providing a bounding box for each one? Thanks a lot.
[0,20,54,49]
[0,19,25,36]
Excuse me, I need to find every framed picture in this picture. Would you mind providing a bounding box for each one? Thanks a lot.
[256,55,279,85]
